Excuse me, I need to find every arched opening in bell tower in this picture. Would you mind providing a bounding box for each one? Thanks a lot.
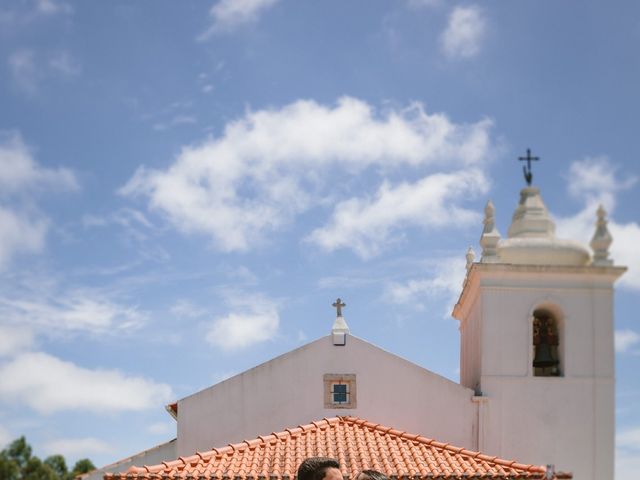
[532,308,562,377]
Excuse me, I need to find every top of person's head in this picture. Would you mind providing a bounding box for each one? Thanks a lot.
[356,470,389,480]
[297,457,341,480]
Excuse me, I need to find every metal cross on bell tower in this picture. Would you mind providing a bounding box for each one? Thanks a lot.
[519,148,540,186]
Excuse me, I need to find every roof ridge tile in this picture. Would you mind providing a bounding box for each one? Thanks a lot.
[415,436,434,445]
[196,451,208,460]
[216,446,234,456]
[459,449,479,458]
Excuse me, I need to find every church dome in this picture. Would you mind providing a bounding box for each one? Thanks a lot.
[495,187,591,266]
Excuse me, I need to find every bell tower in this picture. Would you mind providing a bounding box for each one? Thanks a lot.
[453,161,626,480]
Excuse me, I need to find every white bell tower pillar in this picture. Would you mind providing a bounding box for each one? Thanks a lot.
[453,186,625,480]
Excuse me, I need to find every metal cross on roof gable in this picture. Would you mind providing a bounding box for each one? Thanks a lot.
[519,148,540,186]
[332,298,346,317]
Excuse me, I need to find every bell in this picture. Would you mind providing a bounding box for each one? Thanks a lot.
[533,343,558,368]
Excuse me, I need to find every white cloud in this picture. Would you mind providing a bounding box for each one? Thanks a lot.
[567,156,636,208]
[554,203,593,246]
[0,352,173,414]
[0,425,12,448]
[81,207,171,265]
[617,427,640,480]
[0,132,77,267]
[0,1,71,32]
[147,422,174,436]
[82,207,158,254]
[317,275,377,290]
[555,157,640,290]
[618,427,640,450]
[386,256,466,313]
[36,0,73,16]
[0,325,34,357]
[226,265,258,284]
[0,206,48,267]
[200,0,279,37]
[43,437,111,457]
[205,294,279,350]
[407,0,440,8]
[170,299,206,318]
[617,450,640,480]
[153,115,197,132]
[615,330,640,354]
[0,132,77,193]
[308,169,489,258]
[121,96,494,254]
[440,6,486,59]
[83,207,153,231]
[610,221,640,289]
[48,51,81,76]
[0,289,148,336]
[7,49,81,95]
[8,49,39,95]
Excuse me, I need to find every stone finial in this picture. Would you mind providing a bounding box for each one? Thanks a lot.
[507,186,555,238]
[463,246,476,288]
[465,246,475,273]
[590,205,613,266]
[480,200,501,263]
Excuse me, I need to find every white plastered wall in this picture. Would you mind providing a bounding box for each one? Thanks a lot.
[88,439,176,480]
[456,265,620,480]
[177,335,476,457]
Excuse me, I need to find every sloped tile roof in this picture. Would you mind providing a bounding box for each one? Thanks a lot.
[105,416,571,480]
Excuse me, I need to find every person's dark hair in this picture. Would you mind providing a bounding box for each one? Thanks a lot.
[358,470,389,480]
[297,457,340,480]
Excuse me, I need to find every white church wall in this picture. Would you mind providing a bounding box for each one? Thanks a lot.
[481,287,530,377]
[82,439,176,480]
[459,286,482,392]
[592,289,615,378]
[176,335,477,457]
[467,267,620,480]
[594,379,615,480]
[473,269,618,377]
[480,376,609,480]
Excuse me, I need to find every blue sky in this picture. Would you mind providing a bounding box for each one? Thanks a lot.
[0,0,639,477]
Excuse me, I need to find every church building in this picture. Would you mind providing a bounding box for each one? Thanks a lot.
[89,173,626,480]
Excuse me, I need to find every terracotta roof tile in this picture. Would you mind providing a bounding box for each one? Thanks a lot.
[105,416,571,480]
